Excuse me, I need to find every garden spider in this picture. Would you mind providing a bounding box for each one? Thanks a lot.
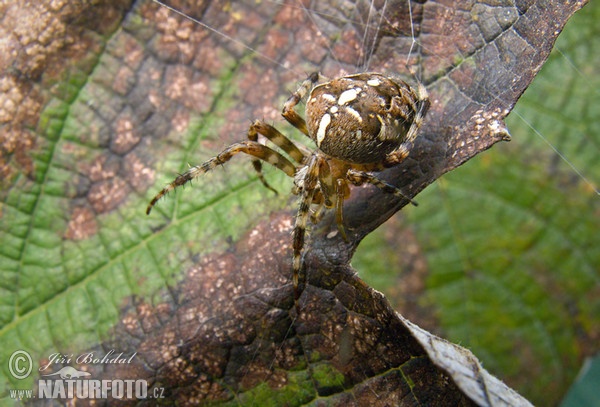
[147,72,429,312]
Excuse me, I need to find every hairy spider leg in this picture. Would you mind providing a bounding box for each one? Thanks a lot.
[316,159,351,241]
[309,198,326,224]
[292,154,321,312]
[146,141,296,214]
[334,178,350,240]
[346,169,418,206]
[282,72,329,312]
[381,83,430,167]
[247,120,307,193]
[282,72,321,135]
[292,155,353,311]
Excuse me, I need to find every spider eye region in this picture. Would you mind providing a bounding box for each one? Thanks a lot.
[306,73,421,164]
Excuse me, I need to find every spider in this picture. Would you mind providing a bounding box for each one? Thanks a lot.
[147,72,429,312]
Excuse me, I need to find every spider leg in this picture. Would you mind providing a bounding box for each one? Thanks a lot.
[381,144,411,168]
[334,179,350,241]
[249,120,307,163]
[346,169,418,206]
[310,198,325,224]
[382,83,430,167]
[146,141,296,214]
[282,72,321,136]
[292,154,320,312]
[407,83,429,142]
[316,158,351,241]
[247,120,308,193]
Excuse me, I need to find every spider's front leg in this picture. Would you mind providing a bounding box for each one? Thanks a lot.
[282,72,321,136]
[146,141,296,214]
[247,120,307,193]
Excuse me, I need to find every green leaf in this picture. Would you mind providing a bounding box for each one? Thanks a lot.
[560,354,600,407]
[356,2,600,404]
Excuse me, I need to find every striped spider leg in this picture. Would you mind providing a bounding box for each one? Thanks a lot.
[145,121,306,214]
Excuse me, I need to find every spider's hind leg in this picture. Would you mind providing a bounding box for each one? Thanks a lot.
[334,178,350,241]
[292,154,321,313]
[346,169,418,207]
[146,141,296,214]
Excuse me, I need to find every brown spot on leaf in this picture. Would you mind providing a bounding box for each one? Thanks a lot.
[148,3,211,64]
[112,31,146,69]
[112,115,141,155]
[123,152,154,193]
[0,1,132,187]
[88,178,129,213]
[64,206,97,240]
[297,28,329,67]
[87,154,120,182]
[274,0,308,30]
[259,28,290,61]
[112,64,136,96]
[332,29,363,66]
[0,72,41,186]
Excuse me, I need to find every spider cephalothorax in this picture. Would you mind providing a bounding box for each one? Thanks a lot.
[147,72,429,312]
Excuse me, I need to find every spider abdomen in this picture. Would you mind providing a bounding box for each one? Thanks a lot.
[305,73,421,164]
